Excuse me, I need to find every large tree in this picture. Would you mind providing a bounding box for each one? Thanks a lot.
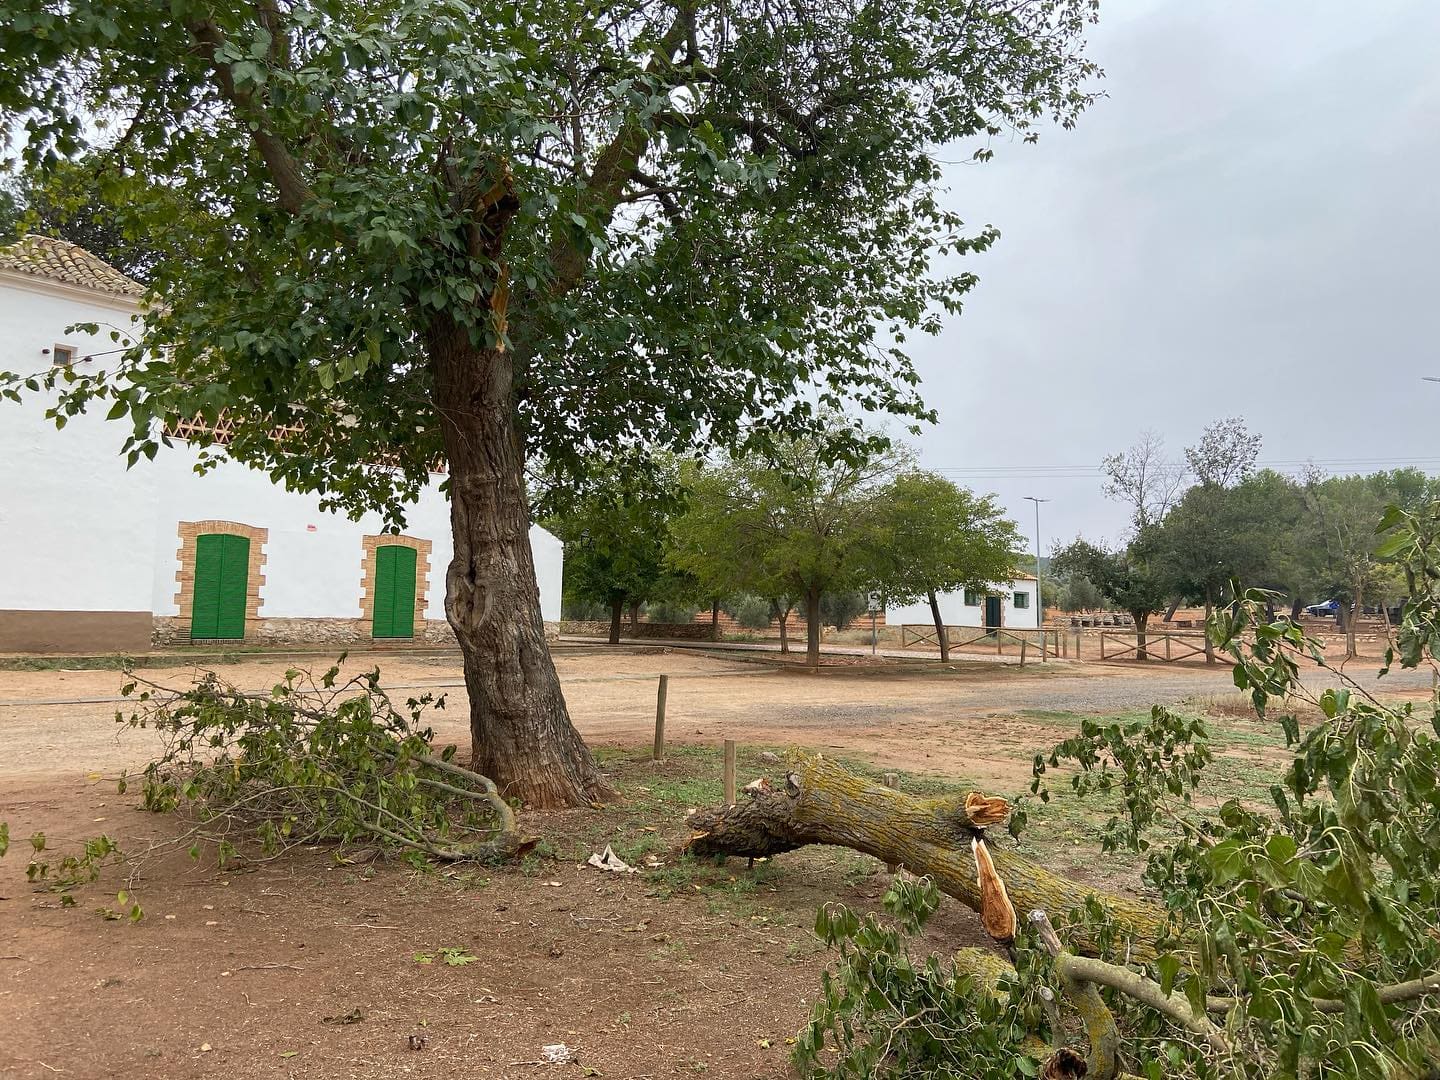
[670,427,901,666]
[1050,536,1169,660]
[543,472,678,645]
[869,470,1021,661]
[0,0,1098,805]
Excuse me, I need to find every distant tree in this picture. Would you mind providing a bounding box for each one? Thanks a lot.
[1300,472,1407,658]
[1101,430,1187,532]
[1051,536,1169,660]
[0,158,165,281]
[821,590,870,632]
[1058,573,1102,612]
[544,469,679,645]
[868,471,1021,661]
[1155,477,1287,663]
[726,594,776,631]
[1184,416,1261,488]
[670,425,902,666]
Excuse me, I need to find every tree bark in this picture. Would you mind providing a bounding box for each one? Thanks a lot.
[428,314,614,808]
[1202,586,1215,664]
[710,598,720,642]
[804,585,822,667]
[1347,580,1361,659]
[628,599,641,633]
[1164,597,1181,622]
[608,597,623,645]
[1132,610,1148,662]
[778,605,790,654]
[1290,596,1305,620]
[928,588,950,662]
[687,754,1165,957]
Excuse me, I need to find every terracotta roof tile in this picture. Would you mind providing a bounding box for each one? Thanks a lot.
[0,234,144,299]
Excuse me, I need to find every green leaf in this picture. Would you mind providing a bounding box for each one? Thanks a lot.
[1156,953,1180,998]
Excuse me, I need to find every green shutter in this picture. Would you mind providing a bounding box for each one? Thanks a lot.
[192,533,249,640]
[390,546,417,638]
[372,545,417,639]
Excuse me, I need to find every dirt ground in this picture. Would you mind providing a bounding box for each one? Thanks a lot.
[0,647,1427,1079]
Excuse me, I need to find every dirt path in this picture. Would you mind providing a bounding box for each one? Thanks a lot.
[0,650,1424,791]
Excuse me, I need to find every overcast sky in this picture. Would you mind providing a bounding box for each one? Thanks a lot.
[906,0,1440,556]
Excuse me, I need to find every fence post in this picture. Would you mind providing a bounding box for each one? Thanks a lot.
[1165,635,1172,662]
[882,774,900,872]
[723,739,737,805]
[1040,628,1048,661]
[653,674,668,760]
[1061,630,1068,658]
[1020,637,1028,666]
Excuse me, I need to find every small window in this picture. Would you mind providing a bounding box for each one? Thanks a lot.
[963,588,981,606]
[51,344,77,366]
[1013,591,1030,609]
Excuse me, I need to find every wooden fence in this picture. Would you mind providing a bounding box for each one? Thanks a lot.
[1098,631,1208,663]
[901,625,1062,659]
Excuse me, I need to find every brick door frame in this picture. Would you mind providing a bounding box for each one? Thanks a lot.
[360,535,432,638]
[174,520,269,641]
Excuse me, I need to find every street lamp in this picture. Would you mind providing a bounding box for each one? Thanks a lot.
[1024,496,1050,629]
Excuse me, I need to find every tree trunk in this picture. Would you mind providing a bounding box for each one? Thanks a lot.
[710,598,720,642]
[608,597,623,645]
[805,585,822,667]
[428,315,614,808]
[1290,596,1305,620]
[1347,581,1361,659]
[1132,610,1148,661]
[778,606,790,654]
[687,754,1164,958]
[928,588,950,662]
[627,599,641,633]
[1164,597,1181,622]
[1202,586,1215,664]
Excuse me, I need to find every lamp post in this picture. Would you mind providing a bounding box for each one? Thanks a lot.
[1024,496,1050,631]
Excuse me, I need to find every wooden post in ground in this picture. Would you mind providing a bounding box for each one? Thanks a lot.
[1061,630,1068,658]
[1020,637,1028,666]
[882,773,900,872]
[1040,629,1047,661]
[653,675,668,760]
[1165,635,1172,662]
[723,739,737,805]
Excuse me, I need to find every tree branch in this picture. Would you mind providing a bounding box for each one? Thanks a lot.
[187,17,314,215]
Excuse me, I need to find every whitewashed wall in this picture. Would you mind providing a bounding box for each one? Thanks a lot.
[886,579,1041,630]
[0,274,152,613]
[148,448,564,623]
[0,270,562,627]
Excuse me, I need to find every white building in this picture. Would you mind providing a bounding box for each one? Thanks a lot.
[0,235,562,654]
[885,575,1042,631]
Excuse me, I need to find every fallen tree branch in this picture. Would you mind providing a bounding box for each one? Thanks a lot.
[686,752,1166,956]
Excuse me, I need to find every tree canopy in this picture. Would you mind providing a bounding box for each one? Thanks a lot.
[868,470,1021,660]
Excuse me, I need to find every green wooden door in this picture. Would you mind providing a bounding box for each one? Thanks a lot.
[191,534,250,640]
[372,545,417,638]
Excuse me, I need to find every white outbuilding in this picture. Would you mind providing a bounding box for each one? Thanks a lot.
[884,575,1042,632]
[0,236,562,653]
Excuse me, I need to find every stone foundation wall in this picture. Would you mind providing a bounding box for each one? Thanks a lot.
[558,620,718,641]
[153,617,561,648]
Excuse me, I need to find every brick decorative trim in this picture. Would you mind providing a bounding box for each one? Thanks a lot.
[173,520,269,640]
[359,534,433,637]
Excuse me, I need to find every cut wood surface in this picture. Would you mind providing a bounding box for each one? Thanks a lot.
[686,752,1166,956]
